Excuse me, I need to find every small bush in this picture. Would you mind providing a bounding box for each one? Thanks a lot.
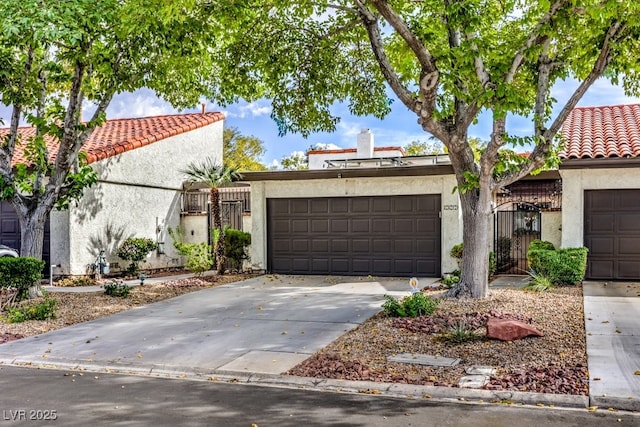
[440,320,483,344]
[224,228,251,271]
[382,293,439,318]
[103,281,130,297]
[6,297,57,323]
[169,227,213,275]
[117,237,157,276]
[441,270,460,288]
[528,239,556,252]
[0,257,45,301]
[450,243,463,261]
[525,270,555,292]
[527,247,588,285]
[55,276,96,287]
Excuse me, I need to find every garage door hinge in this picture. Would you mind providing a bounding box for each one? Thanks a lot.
[439,211,442,218]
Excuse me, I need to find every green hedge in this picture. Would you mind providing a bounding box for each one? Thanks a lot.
[527,247,588,285]
[528,239,556,252]
[0,257,45,301]
[224,228,251,271]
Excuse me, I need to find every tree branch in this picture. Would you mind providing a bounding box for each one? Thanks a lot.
[353,0,419,113]
[505,0,568,84]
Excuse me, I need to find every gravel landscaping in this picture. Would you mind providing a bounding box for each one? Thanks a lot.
[0,275,588,396]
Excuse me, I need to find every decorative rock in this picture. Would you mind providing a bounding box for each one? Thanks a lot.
[486,318,544,341]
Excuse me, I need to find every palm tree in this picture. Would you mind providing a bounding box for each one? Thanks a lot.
[182,158,242,275]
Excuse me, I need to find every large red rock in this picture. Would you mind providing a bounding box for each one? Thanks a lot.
[486,318,544,341]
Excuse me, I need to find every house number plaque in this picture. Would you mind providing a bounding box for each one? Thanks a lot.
[443,205,458,210]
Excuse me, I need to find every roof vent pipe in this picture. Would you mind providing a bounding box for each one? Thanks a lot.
[357,129,374,159]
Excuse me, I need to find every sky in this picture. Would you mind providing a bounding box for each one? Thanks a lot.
[3,77,640,168]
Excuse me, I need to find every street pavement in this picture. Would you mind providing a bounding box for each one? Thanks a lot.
[0,274,639,414]
[1,365,637,427]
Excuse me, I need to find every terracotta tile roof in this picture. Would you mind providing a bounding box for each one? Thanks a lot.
[3,112,224,166]
[559,104,640,159]
[308,146,405,155]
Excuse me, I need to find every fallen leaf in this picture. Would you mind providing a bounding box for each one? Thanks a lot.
[588,406,598,412]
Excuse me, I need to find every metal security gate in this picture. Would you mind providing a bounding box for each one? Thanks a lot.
[494,208,541,274]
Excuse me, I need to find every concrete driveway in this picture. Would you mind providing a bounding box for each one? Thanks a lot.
[583,281,640,411]
[0,275,425,377]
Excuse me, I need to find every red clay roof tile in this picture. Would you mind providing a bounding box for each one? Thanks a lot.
[3,112,224,166]
[560,104,640,159]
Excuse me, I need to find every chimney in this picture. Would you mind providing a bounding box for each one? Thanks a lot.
[201,103,206,114]
[356,129,374,158]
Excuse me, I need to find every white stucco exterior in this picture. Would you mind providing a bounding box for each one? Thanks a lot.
[248,173,462,276]
[50,120,224,275]
[540,211,562,249]
[560,167,640,248]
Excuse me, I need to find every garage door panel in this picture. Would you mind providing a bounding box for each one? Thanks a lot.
[585,190,640,280]
[417,218,438,233]
[311,219,328,233]
[331,219,349,233]
[394,218,414,233]
[588,214,614,233]
[292,239,309,252]
[351,218,370,233]
[267,195,441,277]
[331,258,349,273]
[618,238,640,255]
[587,237,613,255]
[312,239,329,252]
[331,239,349,252]
[331,199,349,213]
[352,239,370,252]
[394,239,413,253]
[617,214,640,232]
[372,219,392,233]
[292,199,309,213]
[292,220,308,233]
[311,199,328,213]
[617,261,640,279]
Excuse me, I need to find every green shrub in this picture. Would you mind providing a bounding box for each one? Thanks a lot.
[528,239,556,252]
[489,251,496,277]
[0,257,45,301]
[103,280,131,297]
[6,297,57,323]
[527,247,588,285]
[116,237,157,276]
[382,293,439,318]
[450,243,463,261]
[224,228,251,271]
[168,227,213,276]
[440,320,483,344]
[441,273,460,288]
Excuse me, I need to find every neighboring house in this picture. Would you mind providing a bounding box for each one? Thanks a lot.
[0,112,225,276]
[241,103,640,281]
[559,104,640,280]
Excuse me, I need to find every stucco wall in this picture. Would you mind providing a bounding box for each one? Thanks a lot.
[249,174,462,276]
[62,120,223,275]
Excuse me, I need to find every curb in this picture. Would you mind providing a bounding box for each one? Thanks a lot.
[1,358,589,410]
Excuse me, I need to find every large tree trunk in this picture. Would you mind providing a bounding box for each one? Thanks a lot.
[13,201,50,298]
[446,181,494,299]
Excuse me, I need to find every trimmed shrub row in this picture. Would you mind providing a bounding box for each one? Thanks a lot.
[527,240,588,285]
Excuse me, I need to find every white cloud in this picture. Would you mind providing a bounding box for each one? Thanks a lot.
[104,90,178,119]
[227,101,272,119]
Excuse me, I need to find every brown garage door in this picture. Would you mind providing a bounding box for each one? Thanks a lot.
[267,195,441,277]
[584,190,640,280]
[0,201,51,276]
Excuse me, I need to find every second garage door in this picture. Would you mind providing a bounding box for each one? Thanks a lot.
[267,195,441,277]
[585,189,640,280]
